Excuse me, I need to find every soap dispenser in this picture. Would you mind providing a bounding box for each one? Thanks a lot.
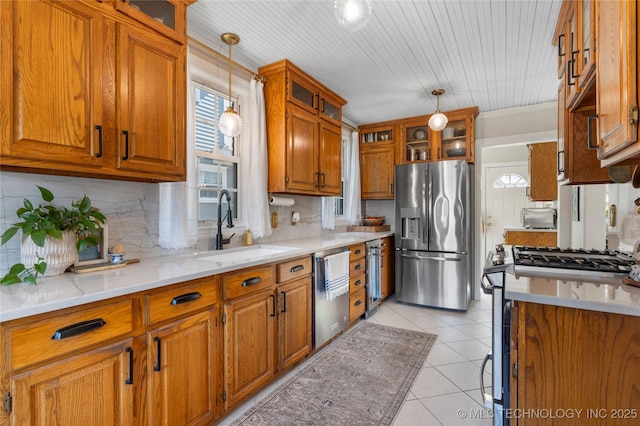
[242,229,253,246]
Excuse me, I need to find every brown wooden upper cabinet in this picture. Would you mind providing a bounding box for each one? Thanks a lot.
[594,0,639,166]
[0,0,190,182]
[260,60,346,196]
[398,107,478,164]
[359,122,396,200]
[528,142,558,201]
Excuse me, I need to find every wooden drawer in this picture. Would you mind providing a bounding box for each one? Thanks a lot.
[276,256,312,283]
[350,258,365,276]
[349,273,365,293]
[349,243,366,262]
[223,265,275,300]
[349,288,366,323]
[6,299,133,371]
[145,277,218,326]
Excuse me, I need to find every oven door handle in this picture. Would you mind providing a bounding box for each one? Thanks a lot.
[480,351,493,410]
[481,273,494,295]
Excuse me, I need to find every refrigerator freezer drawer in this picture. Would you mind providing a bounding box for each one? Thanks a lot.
[395,250,470,310]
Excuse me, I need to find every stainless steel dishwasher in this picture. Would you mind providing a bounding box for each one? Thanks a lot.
[365,239,382,318]
[313,247,350,348]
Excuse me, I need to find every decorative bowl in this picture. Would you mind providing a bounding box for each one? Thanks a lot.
[109,253,126,264]
[446,148,466,157]
[362,216,385,226]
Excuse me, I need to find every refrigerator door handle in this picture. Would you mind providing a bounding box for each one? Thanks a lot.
[398,253,461,262]
[422,168,430,246]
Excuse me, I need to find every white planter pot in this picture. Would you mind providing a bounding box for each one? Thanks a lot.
[21,231,77,276]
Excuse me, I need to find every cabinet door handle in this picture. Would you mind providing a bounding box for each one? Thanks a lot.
[95,125,103,158]
[51,318,106,340]
[321,173,326,187]
[557,150,565,173]
[315,172,320,188]
[242,277,262,287]
[281,291,287,313]
[153,336,162,371]
[290,264,305,273]
[354,299,362,307]
[587,115,598,149]
[557,34,565,57]
[171,292,201,305]
[566,60,575,86]
[121,130,129,160]
[314,94,319,110]
[125,347,134,385]
[270,294,276,317]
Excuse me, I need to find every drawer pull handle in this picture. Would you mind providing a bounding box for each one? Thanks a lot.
[290,265,305,273]
[125,347,134,385]
[354,299,362,307]
[51,318,106,340]
[355,249,362,255]
[354,264,362,270]
[355,279,362,286]
[171,292,201,305]
[242,277,262,287]
[153,337,162,371]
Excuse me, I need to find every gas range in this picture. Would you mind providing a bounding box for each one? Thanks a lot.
[512,245,635,277]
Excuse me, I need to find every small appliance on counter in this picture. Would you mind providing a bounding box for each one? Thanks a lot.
[520,207,556,229]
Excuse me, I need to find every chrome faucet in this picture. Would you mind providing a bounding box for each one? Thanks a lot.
[216,189,234,250]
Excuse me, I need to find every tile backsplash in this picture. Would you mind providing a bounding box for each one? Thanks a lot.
[1,172,378,274]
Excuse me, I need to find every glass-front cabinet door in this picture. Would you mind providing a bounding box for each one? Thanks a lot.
[434,107,478,163]
[287,72,318,115]
[359,124,394,145]
[319,95,342,126]
[404,121,430,162]
[115,0,186,43]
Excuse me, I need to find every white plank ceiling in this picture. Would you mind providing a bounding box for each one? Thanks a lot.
[188,0,562,126]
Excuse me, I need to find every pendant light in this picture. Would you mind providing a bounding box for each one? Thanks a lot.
[428,89,448,131]
[218,33,243,137]
[334,0,372,32]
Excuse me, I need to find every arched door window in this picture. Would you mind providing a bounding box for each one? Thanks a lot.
[493,173,528,188]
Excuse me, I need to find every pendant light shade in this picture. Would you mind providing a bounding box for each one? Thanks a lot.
[334,0,372,32]
[428,89,448,131]
[219,107,243,137]
[219,33,242,137]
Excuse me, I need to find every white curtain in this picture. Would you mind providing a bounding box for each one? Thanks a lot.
[240,79,272,238]
[344,131,362,225]
[158,46,198,249]
[321,197,336,230]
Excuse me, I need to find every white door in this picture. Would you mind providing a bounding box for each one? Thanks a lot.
[483,163,531,256]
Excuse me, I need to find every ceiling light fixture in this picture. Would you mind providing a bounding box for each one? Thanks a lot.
[334,0,372,32]
[428,89,448,131]
[218,32,242,137]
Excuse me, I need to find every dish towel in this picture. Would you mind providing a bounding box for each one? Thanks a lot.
[324,251,351,301]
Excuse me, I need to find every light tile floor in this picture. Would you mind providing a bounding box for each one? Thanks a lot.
[218,294,494,426]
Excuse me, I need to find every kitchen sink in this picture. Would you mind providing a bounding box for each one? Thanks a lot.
[196,245,300,265]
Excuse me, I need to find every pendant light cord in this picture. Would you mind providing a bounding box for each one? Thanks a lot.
[228,42,232,104]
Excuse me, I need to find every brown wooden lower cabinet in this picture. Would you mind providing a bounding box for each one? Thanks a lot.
[504,230,557,247]
[220,258,312,414]
[380,236,395,300]
[1,277,220,426]
[511,302,640,425]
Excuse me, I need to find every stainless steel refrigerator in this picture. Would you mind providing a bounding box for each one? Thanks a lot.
[395,160,472,310]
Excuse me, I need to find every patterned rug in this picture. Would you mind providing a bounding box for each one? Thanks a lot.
[230,321,437,425]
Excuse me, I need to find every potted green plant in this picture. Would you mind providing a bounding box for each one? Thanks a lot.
[1,186,107,285]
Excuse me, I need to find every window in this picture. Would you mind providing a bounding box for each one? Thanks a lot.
[193,83,239,222]
[493,173,528,188]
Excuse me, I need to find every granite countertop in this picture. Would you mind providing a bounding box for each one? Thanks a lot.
[505,270,640,316]
[0,231,393,322]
